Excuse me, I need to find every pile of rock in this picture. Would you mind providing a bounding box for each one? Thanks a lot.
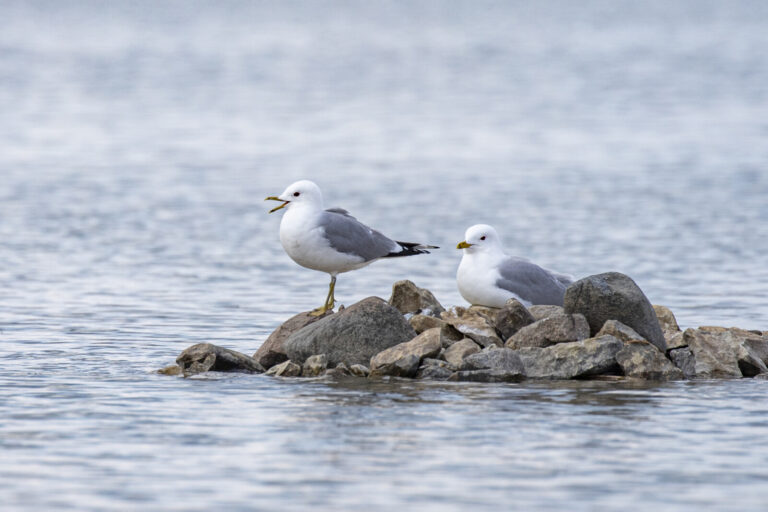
[160,272,768,382]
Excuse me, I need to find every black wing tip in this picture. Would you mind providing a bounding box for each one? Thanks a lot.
[385,241,439,258]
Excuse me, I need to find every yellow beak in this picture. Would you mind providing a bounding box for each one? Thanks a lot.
[456,241,472,249]
[265,196,289,213]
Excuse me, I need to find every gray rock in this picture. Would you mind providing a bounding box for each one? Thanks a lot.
[616,341,684,380]
[388,280,445,317]
[495,299,535,340]
[744,337,768,365]
[409,314,446,334]
[284,297,416,366]
[669,347,696,379]
[564,272,667,353]
[528,305,565,321]
[460,348,526,382]
[253,309,332,369]
[349,364,370,377]
[441,307,503,348]
[597,319,648,344]
[177,343,265,375]
[506,314,590,349]
[416,359,455,380]
[666,331,687,350]
[325,362,352,378]
[302,354,328,377]
[265,360,302,377]
[653,305,681,333]
[369,328,442,377]
[684,327,768,378]
[516,335,624,379]
[443,338,481,368]
[467,305,501,321]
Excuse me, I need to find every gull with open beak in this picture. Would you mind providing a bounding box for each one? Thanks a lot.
[456,224,573,308]
[266,180,438,316]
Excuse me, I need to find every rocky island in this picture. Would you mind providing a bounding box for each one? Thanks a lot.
[161,272,768,382]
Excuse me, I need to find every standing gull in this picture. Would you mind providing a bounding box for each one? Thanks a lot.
[456,224,573,308]
[266,180,438,315]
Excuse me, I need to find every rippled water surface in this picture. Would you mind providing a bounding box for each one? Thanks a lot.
[1,1,768,510]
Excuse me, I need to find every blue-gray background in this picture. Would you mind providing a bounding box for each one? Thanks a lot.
[1,1,767,511]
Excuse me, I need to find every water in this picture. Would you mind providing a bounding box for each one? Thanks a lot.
[1,1,767,510]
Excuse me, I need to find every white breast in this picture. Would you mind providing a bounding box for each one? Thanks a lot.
[457,252,529,308]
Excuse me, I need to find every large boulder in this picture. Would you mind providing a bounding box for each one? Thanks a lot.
[283,297,416,366]
[684,327,768,378]
[516,335,624,379]
[369,328,442,377]
[564,272,667,353]
[253,310,332,369]
[388,280,445,317]
[506,314,590,349]
[495,299,535,340]
[176,343,265,375]
[616,341,684,380]
[441,307,503,348]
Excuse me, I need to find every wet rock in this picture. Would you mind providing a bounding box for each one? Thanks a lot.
[416,359,455,380]
[302,354,328,377]
[325,362,351,377]
[284,297,416,367]
[528,305,565,321]
[597,320,648,345]
[754,373,768,380]
[564,272,667,353]
[349,364,370,378]
[177,343,265,375]
[616,341,684,380]
[495,299,535,340]
[158,365,182,376]
[388,280,445,317]
[684,327,768,378]
[441,307,502,348]
[253,310,332,369]
[517,335,624,379]
[443,338,481,368]
[506,314,590,349]
[666,331,687,350]
[460,348,526,382]
[409,314,445,334]
[669,347,696,379]
[653,305,681,333]
[369,328,442,377]
[265,360,302,377]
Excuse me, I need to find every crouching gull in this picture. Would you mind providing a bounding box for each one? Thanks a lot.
[456,224,573,308]
[266,180,438,315]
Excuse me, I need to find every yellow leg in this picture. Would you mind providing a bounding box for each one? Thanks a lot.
[310,275,336,316]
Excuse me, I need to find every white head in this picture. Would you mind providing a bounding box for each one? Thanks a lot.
[266,180,324,213]
[456,224,504,254]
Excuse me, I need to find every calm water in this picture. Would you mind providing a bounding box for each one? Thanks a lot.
[1,1,767,510]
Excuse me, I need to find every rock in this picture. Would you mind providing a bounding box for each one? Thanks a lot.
[325,362,352,377]
[158,365,182,376]
[616,341,684,380]
[666,331,687,350]
[516,335,624,379]
[506,314,590,349]
[669,347,696,379]
[409,314,446,334]
[349,364,370,377]
[467,305,501,321]
[564,272,667,353]
[283,297,416,366]
[597,319,648,344]
[653,305,681,333]
[495,299,535,340]
[369,328,442,377]
[755,373,768,380]
[459,348,526,382]
[265,360,302,377]
[254,310,332,368]
[528,305,565,321]
[388,280,445,317]
[443,338,481,368]
[441,308,502,348]
[416,359,455,380]
[744,337,768,365]
[684,327,768,378]
[302,354,328,377]
[177,343,265,375]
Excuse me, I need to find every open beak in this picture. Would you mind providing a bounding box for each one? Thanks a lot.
[265,196,289,213]
[456,241,473,249]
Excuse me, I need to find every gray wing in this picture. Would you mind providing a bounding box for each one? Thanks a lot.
[319,208,397,261]
[496,257,568,306]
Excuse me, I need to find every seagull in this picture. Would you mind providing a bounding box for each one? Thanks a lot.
[266,180,438,315]
[456,224,573,308]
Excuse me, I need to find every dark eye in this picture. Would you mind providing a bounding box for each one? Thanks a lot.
[480,236,486,241]
[293,191,300,197]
